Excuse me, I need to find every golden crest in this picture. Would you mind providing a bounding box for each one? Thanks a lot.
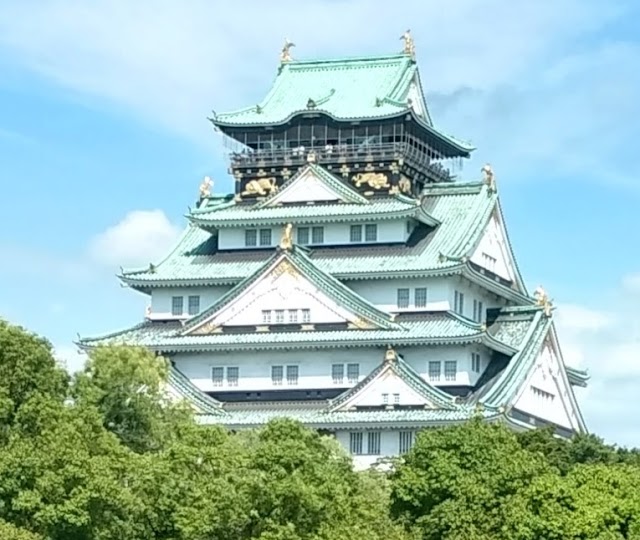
[352,172,390,190]
[241,177,278,196]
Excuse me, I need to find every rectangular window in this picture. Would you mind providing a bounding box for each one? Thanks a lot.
[397,288,410,309]
[382,393,389,404]
[454,290,465,315]
[350,224,362,243]
[332,364,344,384]
[226,367,239,387]
[444,361,457,381]
[259,228,272,246]
[211,367,224,387]
[275,309,285,324]
[399,431,414,454]
[271,365,283,386]
[171,296,184,316]
[347,363,360,383]
[365,224,377,242]
[297,227,309,245]
[471,352,481,373]
[286,365,299,385]
[367,432,381,455]
[311,226,324,244]
[350,432,363,455]
[245,229,257,247]
[473,300,484,322]
[393,393,400,404]
[288,309,298,323]
[414,287,427,308]
[262,310,272,324]
[187,295,200,315]
[302,309,311,323]
[428,361,441,382]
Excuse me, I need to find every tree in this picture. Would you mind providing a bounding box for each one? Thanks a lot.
[0,520,43,540]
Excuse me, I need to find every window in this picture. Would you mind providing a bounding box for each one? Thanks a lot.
[211,367,224,387]
[444,361,457,381]
[288,309,298,323]
[350,432,363,455]
[382,393,389,404]
[259,228,272,246]
[454,290,465,315]
[275,310,285,324]
[471,352,481,373]
[227,367,239,387]
[297,227,309,245]
[286,365,299,385]
[171,296,184,316]
[473,300,484,322]
[347,363,360,383]
[397,288,410,308]
[271,365,283,386]
[482,252,497,272]
[428,361,441,382]
[350,224,362,243]
[414,287,427,308]
[365,224,378,242]
[332,364,344,384]
[311,226,324,244]
[302,309,311,323]
[262,310,272,324]
[393,393,400,405]
[399,431,414,454]
[188,295,200,315]
[245,229,257,247]
[367,432,381,455]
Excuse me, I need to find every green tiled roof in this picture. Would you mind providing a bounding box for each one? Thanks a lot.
[566,365,589,388]
[121,182,498,287]
[79,311,490,353]
[168,367,223,415]
[182,245,399,333]
[211,54,472,155]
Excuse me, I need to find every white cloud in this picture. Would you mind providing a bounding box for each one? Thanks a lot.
[87,210,179,268]
[622,273,640,294]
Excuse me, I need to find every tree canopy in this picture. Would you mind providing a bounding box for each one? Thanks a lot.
[0,318,639,539]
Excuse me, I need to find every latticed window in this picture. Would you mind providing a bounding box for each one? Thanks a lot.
[245,229,257,247]
[397,288,410,308]
[271,365,283,386]
[311,226,324,244]
[211,367,224,387]
[286,365,299,385]
[428,361,441,381]
[414,287,427,308]
[262,310,272,324]
[365,224,377,242]
[302,309,311,323]
[382,393,389,404]
[444,361,457,381]
[188,295,200,315]
[473,299,484,322]
[275,310,285,324]
[332,364,344,384]
[399,431,414,454]
[454,290,465,315]
[367,432,381,455]
[226,367,239,387]
[350,432,363,455]
[171,296,183,316]
[471,352,481,373]
[297,227,309,245]
[259,228,272,246]
[288,309,298,323]
[393,393,400,404]
[347,363,360,383]
[350,224,362,243]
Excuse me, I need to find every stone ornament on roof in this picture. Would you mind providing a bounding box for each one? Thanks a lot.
[534,285,554,317]
[280,38,295,63]
[400,29,416,59]
[279,223,294,250]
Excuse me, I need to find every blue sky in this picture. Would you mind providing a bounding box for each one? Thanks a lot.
[0,0,639,446]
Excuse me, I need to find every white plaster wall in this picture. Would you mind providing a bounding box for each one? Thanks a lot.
[150,286,232,319]
[218,220,408,251]
[335,430,415,469]
[470,211,516,283]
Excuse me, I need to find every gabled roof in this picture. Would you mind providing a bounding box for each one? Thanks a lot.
[167,367,224,415]
[329,348,459,412]
[210,53,473,156]
[121,182,506,289]
[182,243,400,334]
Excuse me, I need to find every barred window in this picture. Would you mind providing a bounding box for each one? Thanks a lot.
[393,393,400,404]
[350,224,362,243]
[332,364,344,384]
[211,367,224,387]
[397,288,410,308]
[399,431,414,454]
[271,365,283,386]
[311,226,324,244]
[297,227,309,245]
[350,432,363,455]
[347,363,360,383]
[275,310,285,324]
[245,229,257,247]
[171,296,184,316]
[444,361,457,381]
[367,432,381,455]
[259,228,272,246]
[286,365,299,385]
[414,287,427,308]
[226,367,239,387]
[365,224,377,242]
[473,300,484,322]
[302,309,311,323]
[262,310,272,324]
[471,353,481,373]
[288,309,298,323]
[188,295,200,315]
[454,290,465,315]
[428,361,441,382]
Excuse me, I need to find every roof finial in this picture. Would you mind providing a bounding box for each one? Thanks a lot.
[534,285,554,317]
[280,38,295,63]
[400,29,415,59]
[481,163,496,193]
[279,223,294,250]
[199,176,213,202]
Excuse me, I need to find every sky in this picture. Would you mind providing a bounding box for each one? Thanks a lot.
[0,0,639,446]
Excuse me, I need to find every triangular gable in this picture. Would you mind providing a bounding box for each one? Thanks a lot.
[183,246,398,335]
[406,71,433,124]
[470,202,526,291]
[330,349,457,412]
[258,164,368,207]
[510,324,587,432]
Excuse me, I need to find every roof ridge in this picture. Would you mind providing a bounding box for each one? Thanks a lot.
[286,53,410,66]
